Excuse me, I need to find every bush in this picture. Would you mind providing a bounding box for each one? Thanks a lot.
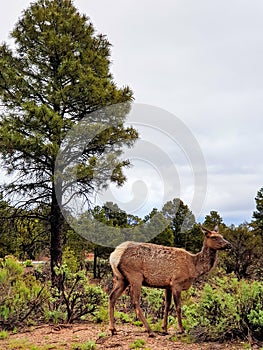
[183,275,263,342]
[130,338,146,349]
[0,256,107,329]
[72,340,96,350]
[0,256,48,330]
[140,287,164,321]
[46,264,107,324]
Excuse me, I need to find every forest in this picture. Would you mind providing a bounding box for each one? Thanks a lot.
[0,0,263,349]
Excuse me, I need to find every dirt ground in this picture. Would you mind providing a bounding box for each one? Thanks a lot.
[0,323,252,350]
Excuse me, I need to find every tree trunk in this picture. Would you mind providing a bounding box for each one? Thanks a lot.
[93,247,98,279]
[50,183,64,289]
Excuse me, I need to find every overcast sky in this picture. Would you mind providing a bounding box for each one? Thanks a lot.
[1,0,263,225]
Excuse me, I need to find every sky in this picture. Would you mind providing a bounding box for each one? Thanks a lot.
[0,0,263,226]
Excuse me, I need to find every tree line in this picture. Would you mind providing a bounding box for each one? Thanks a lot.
[0,192,263,281]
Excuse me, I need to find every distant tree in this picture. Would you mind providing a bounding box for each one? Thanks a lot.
[90,203,129,278]
[222,223,262,279]
[0,196,49,259]
[0,0,138,287]
[252,187,263,241]
[98,202,129,228]
[186,223,204,253]
[63,227,90,268]
[203,210,224,230]
[251,187,263,277]
[161,198,196,249]
[147,208,174,246]
[0,196,17,257]
[13,214,49,260]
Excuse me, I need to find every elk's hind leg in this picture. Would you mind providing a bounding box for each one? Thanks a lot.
[109,277,128,335]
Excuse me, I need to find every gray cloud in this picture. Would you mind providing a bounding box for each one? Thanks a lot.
[1,0,262,225]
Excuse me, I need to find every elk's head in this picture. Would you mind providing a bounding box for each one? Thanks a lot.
[202,226,231,250]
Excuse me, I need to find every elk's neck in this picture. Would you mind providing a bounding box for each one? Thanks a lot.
[195,246,217,278]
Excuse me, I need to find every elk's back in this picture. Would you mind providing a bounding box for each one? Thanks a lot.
[110,241,196,288]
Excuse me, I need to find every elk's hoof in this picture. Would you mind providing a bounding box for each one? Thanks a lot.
[110,328,117,336]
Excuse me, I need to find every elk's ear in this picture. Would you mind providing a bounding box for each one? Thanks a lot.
[213,225,219,233]
[201,226,211,236]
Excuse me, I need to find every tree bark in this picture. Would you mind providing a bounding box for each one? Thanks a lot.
[50,183,64,289]
[93,247,98,279]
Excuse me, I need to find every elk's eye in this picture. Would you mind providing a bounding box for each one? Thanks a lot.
[211,236,217,240]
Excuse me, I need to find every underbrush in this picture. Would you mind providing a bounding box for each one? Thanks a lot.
[183,275,263,342]
[0,256,107,330]
[0,256,48,329]
[111,274,263,343]
[1,256,263,344]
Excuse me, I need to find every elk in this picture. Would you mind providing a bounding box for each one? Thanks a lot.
[109,226,231,336]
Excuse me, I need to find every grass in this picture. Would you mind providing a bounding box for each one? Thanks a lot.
[0,330,9,339]
[2,336,97,350]
[71,340,96,350]
[130,338,146,349]
[116,311,134,324]
[98,332,107,338]
[2,337,65,350]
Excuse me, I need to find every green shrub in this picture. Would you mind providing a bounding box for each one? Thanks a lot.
[63,247,79,273]
[0,256,48,329]
[183,276,263,342]
[115,311,133,324]
[92,306,109,324]
[237,280,263,341]
[140,287,164,321]
[130,338,146,349]
[25,260,33,267]
[71,340,96,350]
[46,264,107,324]
[0,256,107,329]
[0,330,9,339]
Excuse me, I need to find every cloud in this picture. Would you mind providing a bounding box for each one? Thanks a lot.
[1,0,262,225]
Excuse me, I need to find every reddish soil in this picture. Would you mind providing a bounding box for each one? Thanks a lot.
[0,323,250,350]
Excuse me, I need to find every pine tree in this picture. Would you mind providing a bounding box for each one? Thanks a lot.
[253,188,263,230]
[162,198,196,248]
[0,0,138,286]
[203,210,224,230]
[253,187,263,246]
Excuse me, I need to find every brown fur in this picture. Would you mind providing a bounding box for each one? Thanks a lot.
[109,226,231,336]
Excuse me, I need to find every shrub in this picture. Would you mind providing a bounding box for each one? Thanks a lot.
[0,256,107,329]
[72,340,96,350]
[183,275,263,342]
[237,280,263,341]
[130,338,146,349]
[0,256,48,330]
[140,287,164,321]
[46,264,107,324]
[0,330,9,339]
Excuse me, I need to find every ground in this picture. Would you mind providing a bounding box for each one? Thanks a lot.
[0,323,250,350]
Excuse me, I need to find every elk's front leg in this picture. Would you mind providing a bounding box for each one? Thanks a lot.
[162,288,172,334]
[173,289,184,334]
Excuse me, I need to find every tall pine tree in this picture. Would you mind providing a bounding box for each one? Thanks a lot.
[253,187,263,244]
[253,188,263,230]
[0,0,138,286]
